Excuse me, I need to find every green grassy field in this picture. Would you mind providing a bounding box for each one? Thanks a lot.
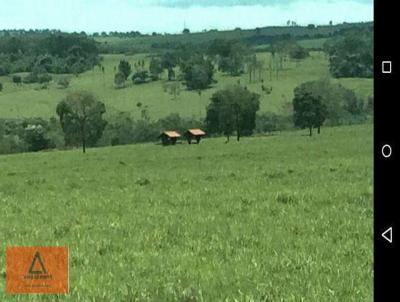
[0,124,373,301]
[0,51,373,122]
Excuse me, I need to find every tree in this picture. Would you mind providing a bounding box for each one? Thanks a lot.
[288,43,309,60]
[219,52,245,76]
[247,54,264,83]
[161,52,178,81]
[24,124,50,152]
[149,57,163,80]
[342,89,364,116]
[38,73,52,84]
[56,91,107,153]
[297,79,366,126]
[293,84,327,136]
[167,68,175,81]
[118,60,132,80]
[57,77,70,89]
[208,40,248,76]
[182,28,190,34]
[0,65,8,76]
[163,82,181,100]
[206,85,260,142]
[324,29,373,78]
[0,82,2,92]
[114,72,125,88]
[272,39,309,62]
[132,71,149,84]
[12,75,22,85]
[181,55,214,90]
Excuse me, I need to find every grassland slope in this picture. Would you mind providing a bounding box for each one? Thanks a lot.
[0,52,373,122]
[0,124,372,301]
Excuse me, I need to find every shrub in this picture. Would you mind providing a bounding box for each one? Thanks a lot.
[256,113,292,133]
[24,124,50,152]
[10,59,33,73]
[0,65,8,76]
[0,135,28,154]
[156,113,203,135]
[70,63,86,75]
[99,112,134,146]
[57,77,70,89]
[289,44,309,60]
[118,60,132,80]
[114,72,126,88]
[0,117,63,154]
[149,57,163,80]
[51,58,69,74]
[23,73,38,84]
[132,71,149,85]
[131,119,159,143]
[12,75,22,85]
[38,73,52,84]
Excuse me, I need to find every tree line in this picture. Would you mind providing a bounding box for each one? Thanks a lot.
[324,28,373,78]
[94,21,372,54]
[0,78,372,155]
[0,33,99,76]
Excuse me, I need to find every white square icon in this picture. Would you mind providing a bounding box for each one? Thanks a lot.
[382,61,392,74]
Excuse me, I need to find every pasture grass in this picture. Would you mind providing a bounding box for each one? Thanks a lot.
[0,51,373,121]
[0,124,373,301]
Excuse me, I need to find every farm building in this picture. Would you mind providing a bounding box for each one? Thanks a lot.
[159,131,181,145]
[185,129,206,144]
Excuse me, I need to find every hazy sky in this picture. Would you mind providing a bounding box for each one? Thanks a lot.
[0,0,373,34]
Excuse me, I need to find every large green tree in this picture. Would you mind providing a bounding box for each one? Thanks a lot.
[297,79,366,126]
[324,29,373,78]
[161,52,178,81]
[208,39,248,76]
[181,55,214,91]
[206,85,260,142]
[118,60,132,80]
[56,91,107,153]
[293,84,327,136]
[149,57,163,80]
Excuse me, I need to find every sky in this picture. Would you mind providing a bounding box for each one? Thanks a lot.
[0,0,373,34]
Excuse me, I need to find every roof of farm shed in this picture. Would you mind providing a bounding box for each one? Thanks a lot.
[161,131,181,138]
[187,129,206,136]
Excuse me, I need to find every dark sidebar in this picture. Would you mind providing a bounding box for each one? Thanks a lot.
[374,1,399,300]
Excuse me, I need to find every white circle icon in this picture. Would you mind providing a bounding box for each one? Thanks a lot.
[381,144,392,158]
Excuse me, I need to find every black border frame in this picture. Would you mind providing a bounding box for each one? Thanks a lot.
[374,0,399,300]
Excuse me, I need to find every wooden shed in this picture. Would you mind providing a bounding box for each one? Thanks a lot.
[185,129,206,144]
[159,131,181,145]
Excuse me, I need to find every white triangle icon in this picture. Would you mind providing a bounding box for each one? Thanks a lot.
[382,227,392,243]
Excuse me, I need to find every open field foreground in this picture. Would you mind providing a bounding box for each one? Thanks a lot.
[0,124,372,301]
